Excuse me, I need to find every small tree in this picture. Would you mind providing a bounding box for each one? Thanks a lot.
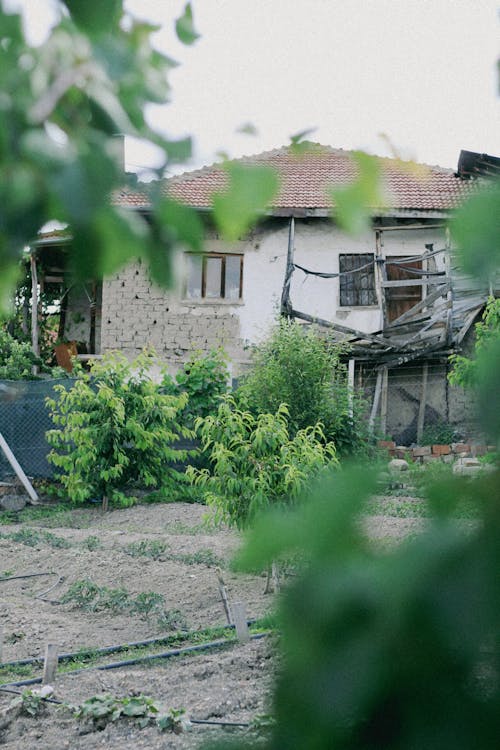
[188,396,337,527]
[236,318,369,455]
[46,350,194,508]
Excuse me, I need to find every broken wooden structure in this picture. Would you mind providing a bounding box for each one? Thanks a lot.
[281,216,498,440]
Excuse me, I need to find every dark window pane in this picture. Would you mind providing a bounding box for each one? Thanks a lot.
[339,253,376,306]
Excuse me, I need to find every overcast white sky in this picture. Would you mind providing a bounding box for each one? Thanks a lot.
[11,0,500,175]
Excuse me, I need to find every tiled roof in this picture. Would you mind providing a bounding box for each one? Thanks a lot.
[116,143,477,213]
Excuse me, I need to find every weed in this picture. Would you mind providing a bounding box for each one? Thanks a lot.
[172,548,223,567]
[0,527,71,548]
[156,608,188,631]
[125,540,168,560]
[61,579,187,630]
[82,535,101,551]
[165,520,212,535]
[131,591,166,618]
[5,631,26,644]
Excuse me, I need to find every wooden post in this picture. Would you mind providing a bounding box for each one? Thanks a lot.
[0,625,3,664]
[30,251,39,374]
[42,643,58,685]
[380,366,389,436]
[416,362,429,444]
[368,370,383,434]
[216,568,232,625]
[0,432,39,503]
[231,602,249,642]
[280,216,295,315]
[347,358,355,419]
[444,227,453,344]
[375,230,388,328]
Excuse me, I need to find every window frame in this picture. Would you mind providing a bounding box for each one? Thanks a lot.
[338,252,377,307]
[184,252,244,301]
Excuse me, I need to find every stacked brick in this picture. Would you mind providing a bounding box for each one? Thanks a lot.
[377,440,495,464]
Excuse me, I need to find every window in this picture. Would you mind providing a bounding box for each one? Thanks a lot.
[185,253,243,300]
[339,253,376,306]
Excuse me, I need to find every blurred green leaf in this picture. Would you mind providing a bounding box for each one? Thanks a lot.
[63,0,122,35]
[450,183,500,282]
[237,122,259,136]
[175,3,200,46]
[213,163,279,241]
[331,151,385,235]
[289,128,317,154]
[154,198,203,252]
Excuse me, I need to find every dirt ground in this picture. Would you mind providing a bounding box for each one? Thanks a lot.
[0,498,424,749]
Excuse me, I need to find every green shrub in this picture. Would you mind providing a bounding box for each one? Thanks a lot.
[46,350,195,508]
[0,329,41,379]
[236,318,370,455]
[161,348,229,427]
[420,420,458,446]
[188,396,338,529]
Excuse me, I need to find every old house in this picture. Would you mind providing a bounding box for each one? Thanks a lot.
[33,144,498,442]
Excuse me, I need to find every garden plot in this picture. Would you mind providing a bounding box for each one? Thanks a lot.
[0,497,426,748]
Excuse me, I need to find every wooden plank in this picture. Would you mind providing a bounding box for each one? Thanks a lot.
[348,359,355,419]
[416,363,429,444]
[231,602,249,642]
[280,216,295,314]
[42,643,59,685]
[383,284,450,328]
[0,433,39,504]
[368,370,383,433]
[382,278,449,288]
[30,252,39,374]
[375,230,388,327]
[291,309,392,348]
[380,367,388,436]
[216,569,232,625]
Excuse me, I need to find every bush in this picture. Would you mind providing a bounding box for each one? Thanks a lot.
[188,396,338,529]
[161,348,229,427]
[0,329,42,379]
[46,350,194,508]
[236,318,369,455]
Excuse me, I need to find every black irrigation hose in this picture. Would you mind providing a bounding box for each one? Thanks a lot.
[1,632,271,688]
[0,619,260,670]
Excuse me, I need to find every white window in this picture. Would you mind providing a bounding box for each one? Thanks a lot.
[185,253,243,300]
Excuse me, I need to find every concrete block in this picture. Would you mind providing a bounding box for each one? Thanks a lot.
[412,446,431,457]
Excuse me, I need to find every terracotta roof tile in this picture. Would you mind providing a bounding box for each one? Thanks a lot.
[117,143,478,213]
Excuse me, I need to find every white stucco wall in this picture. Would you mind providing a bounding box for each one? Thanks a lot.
[99,218,446,375]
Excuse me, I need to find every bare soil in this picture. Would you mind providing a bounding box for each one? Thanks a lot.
[0,498,424,749]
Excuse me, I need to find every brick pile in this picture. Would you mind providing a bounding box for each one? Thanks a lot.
[377,440,496,464]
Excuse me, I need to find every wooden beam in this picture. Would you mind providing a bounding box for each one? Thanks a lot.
[0,432,39,504]
[416,363,429,444]
[369,370,383,434]
[380,367,388,436]
[290,309,392,349]
[381,278,449,288]
[383,284,450,328]
[281,217,295,315]
[30,252,39,371]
